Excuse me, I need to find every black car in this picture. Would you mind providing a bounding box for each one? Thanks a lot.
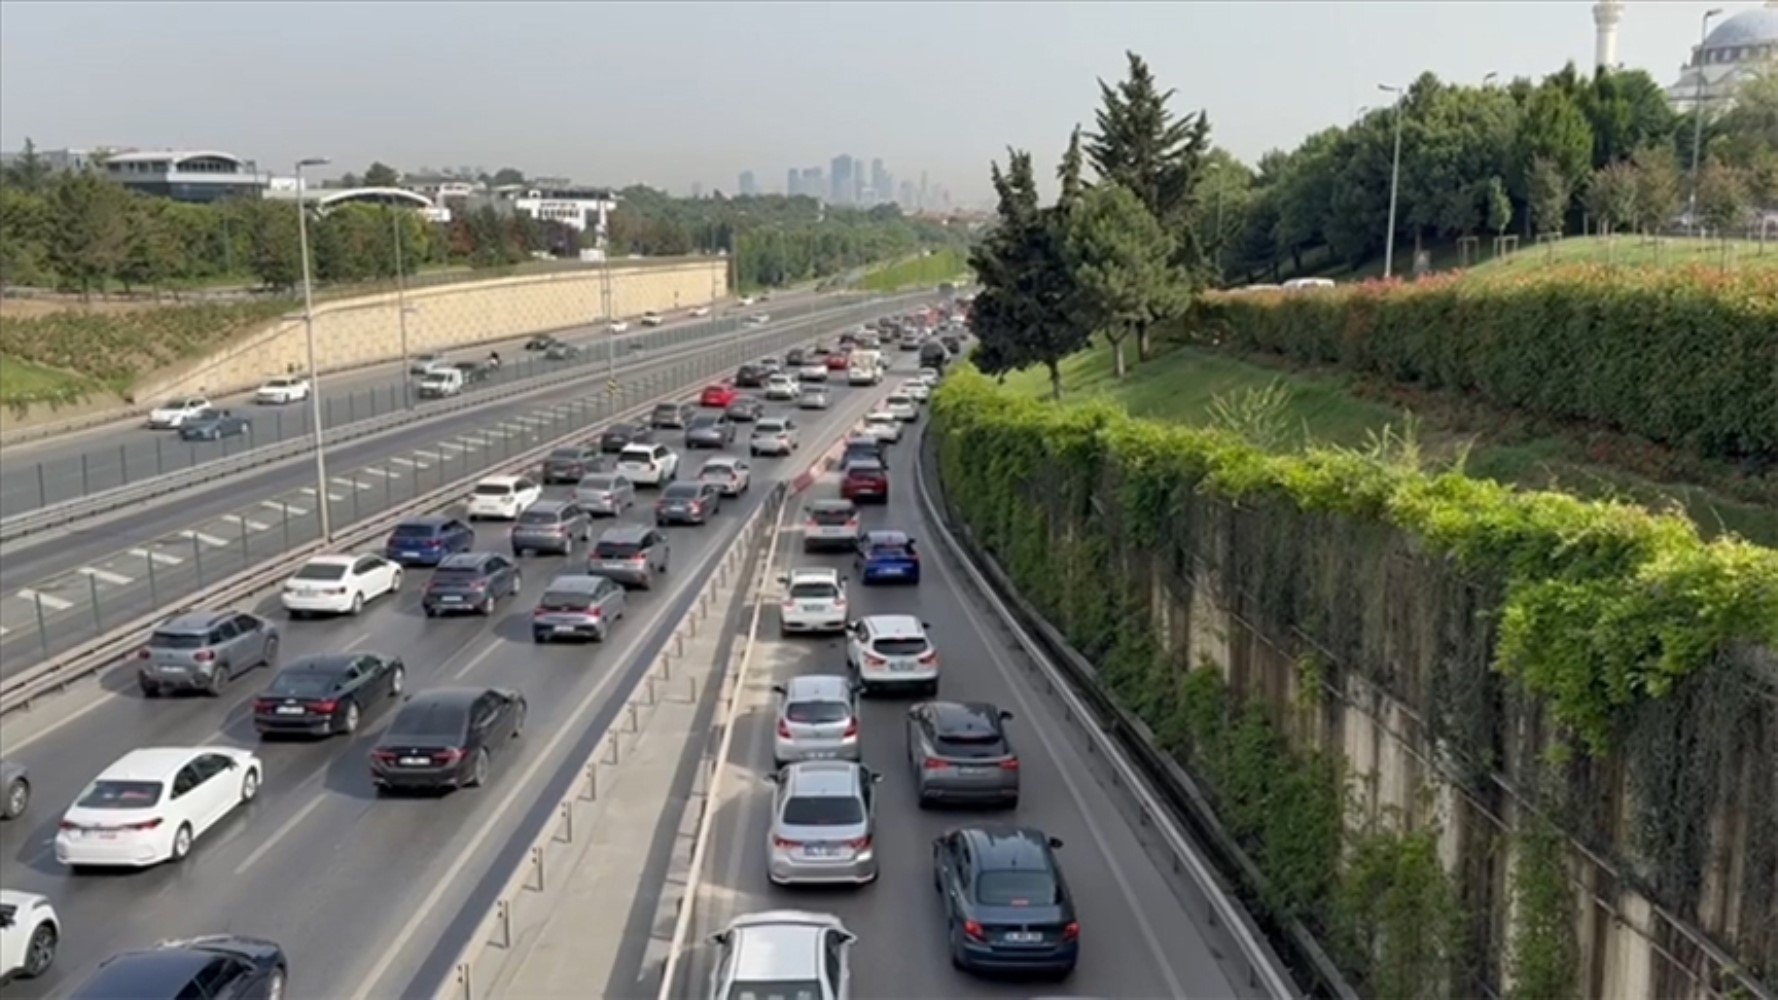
[542,445,606,484]
[919,341,950,370]
[735,363,770,388]
[545,342,582,361]
[452,360,494,385]
[422,553,522,617]
[785,347,808,367]
[599,421,652,453]
[941,335,963,354]
[726,396,765,423]
[369,687,526,793]
[178,411,251,442]
[654,482,723,525]
[651,402,694,430]
[253,653,405,738]
[67,936,286,1000]
[933,825,1078,978]
[525,334,558,351]
[685,413,735,449]
[841,437,888,471]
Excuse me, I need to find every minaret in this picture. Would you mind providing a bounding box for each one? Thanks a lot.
[1593,0,1624,71]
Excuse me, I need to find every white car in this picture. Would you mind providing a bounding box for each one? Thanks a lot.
[617,442,680,487]
[697,455,752,496]
[55,747,262,869]
[255,376,311,405]
[467,475,542,520]
[847,364,880,387]
[863,412,902,443]
[780,568,848,634]
[916,367,941,382]
[882,393,918,422]
[763,374,801,402]
[738,296,758,307]
[709,911,854,1000]
[846,615,938,695]
[281,553,403,617]
[608,320,631,334]
[689,306,712,318]
[0,890,58,981]
[901,379,931,403]
[750,417,799,457]
[745,314,771,327]
[799,363,829,383]
[641,311,666,327]
[147,397,212,429]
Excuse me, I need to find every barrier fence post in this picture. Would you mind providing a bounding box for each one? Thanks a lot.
[146,546,159,606]
[34,594,49,660]
[282,501,292,550]
[156,438,165,476]
[352,481,361,522]
[349,393,357,424]
[276,410,284,441]
[239,517,251,567]
[88,573,102,633]
[36,463,46,508]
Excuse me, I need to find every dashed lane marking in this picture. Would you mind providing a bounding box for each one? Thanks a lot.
[129,548,184,565]
[222,514,272,531]
[179,530,230,548]
[15,589,74,611]
[78,567,134,586]
[358,467,394,478]
[435,442,466,454]
[261,500,311,516]
[331,478,372,491]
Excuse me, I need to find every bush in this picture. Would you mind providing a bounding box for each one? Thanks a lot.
[0,299,295,394]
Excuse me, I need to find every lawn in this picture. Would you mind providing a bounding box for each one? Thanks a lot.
[859,248,970,292]
[0,355,107,412]
[1242,234,1778,287]
[998,343,1778,547]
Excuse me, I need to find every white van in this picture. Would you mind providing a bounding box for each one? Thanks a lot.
[416,368,464,398]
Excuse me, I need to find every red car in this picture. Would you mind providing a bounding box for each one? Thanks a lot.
[825,352,851,371]
[840,459,889,503]
[699,383,739,408]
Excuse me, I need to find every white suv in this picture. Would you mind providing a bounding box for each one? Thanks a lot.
[845,615,937,696]
[466,475,541,520]
[617,443,679,487]
[0,890,59,982]
[780,568,847,634]
[708,910,854,1000]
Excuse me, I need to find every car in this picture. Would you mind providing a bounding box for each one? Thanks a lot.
[608,320,631,333]
[749,417,798,457]
[178,410,251,441]
[933,825,1078,978]
[417,368,465,398]
[757,356,784,374]
[587,525,671,589]
[779,567,848,635]
[906,702,1020,807]
[655,481,723,525]
[773,675,861,766]
[599,421,652,453]
[839,437,886,471]
[799,386,831,410]
[422,552,522,617]
[138,611,279,698]
[281,553,402,617]
[700,383,740,409]
[369,688,526,793]
[738,295,758,306]
[862,411,903,443]
[650,401,694,430]
[840,458,889,504]
[763,373,801,401]
[511,499,592,556]
[846,615,937,696]
[799,362,829,383]
[825,352,852,372]
[812,339,833,355]
[617,442,680,486]
[541,445,607,484]
[530,574,627,643]
[744,314,770,327]
[525,334,559,351]
[689,305,711,318]
[545,341,583,361]
[641,311,666,327]
[882,392,919,422]
[734,363,771,388]
[726,395,765,422]
[451,360,496,386]
[252,653,406,738]
[572,473,636,516]
[0,890,58,982]
[0,759,29,820]
[254,376,310,405]
[920,341,951,370]
[698,455,752,496]
[147,397,213,429]
[56,747,262,868]
[685,413,736,449]
[917,366,942,383]
[66,936,286,1000]
[857,530,918,583]
[410,352,445,374]
[940,335,963,354]
[902,379,932,403]
[765,761,880,886]
[467,475,542,521]
[785,347,809,367]
[384,515,475,566]
[803,499,862,552]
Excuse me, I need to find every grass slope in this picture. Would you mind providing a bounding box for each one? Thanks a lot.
[858,248,969,292]
[1251,234,1778,286]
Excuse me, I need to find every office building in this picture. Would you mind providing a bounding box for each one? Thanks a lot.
[898,179,916,209]
[101,149,271,203]
[801,167,824,202]
[870,159,890,206]
[786,168,800,197]
[739,170,757,196]
[829,155,854,205]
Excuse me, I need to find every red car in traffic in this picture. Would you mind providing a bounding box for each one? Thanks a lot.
[825,351,852,371]
[840,459,889,503]
[699,383,739,408]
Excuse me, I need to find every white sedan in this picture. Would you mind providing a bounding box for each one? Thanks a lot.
[882,393,919,422]
[698,456,753,496]
[763,375,801,401]
[863,411,903,443]
[0,890,58,981]
[608,320,631,334]
[901,379,931,403]
[779,568,848,634]
[147,397,212,429]
[56,747,262,869]
[281,553,403,617]
[255,376,311,405]
[689,306,712,318]
[641,311,666,327]
[467,475,542,520]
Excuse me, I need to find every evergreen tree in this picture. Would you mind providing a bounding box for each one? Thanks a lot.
[1063,182,1186,380]
[47,171,133,296]
[1629,145,1682,235]
[361,162,400,187]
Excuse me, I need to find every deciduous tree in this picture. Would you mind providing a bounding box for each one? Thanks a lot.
[1063,181,1185,380]
[1526,157,1572,238]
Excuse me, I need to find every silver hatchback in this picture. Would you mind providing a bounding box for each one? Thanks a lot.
[773,675,861,766]
[572,473,636,516]
[766,761,880,886]
[906,701,1021,807]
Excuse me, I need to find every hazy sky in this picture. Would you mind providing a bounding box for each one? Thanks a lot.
[0,1,1728,205]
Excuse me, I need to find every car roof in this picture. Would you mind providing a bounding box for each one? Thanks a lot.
[398,515,453,529]
[783,760,865,797]
[727,912,846,980]
[787,567,841,586]
[544,574,606,592]
[663,481,704,494]
[784,674,850,701]
[958,824,1055,870]
[526,499,574,513]
[599,523,653,542]
[863,530,910,547]
[402,687,485,710]
[80,949,218,995]
[862,614,924,637]
[155,610,232,634]
[926,701,1004,736]
[277,654,359,676]
[809,499,857,512]
[99,747,211,780]
[301,553,360,568]
[437,552,496,570]
[702,455,742,467]
[478,474,523,487]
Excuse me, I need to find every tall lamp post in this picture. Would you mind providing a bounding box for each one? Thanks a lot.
[390,207,415,409]
[1689,8,1724,237]
[1379,83,1406,279]
[295,157,331,542]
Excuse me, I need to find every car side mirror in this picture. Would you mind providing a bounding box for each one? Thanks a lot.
[922,621,932,629]
[1048,836,1065,849]
[710,930,731,946]
[771,683,786,695]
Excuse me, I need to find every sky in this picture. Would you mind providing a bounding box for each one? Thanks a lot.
[0,1,1732,207]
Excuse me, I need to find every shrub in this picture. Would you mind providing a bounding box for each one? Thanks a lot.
[0,299,296,394]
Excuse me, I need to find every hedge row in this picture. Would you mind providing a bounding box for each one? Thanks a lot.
[1188,265,1778,462]
[0,298,296,393]
[931,369,1778,752]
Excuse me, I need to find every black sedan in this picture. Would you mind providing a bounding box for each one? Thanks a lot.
[785,347,808,367]
[654,481,722,525]
[67,936,286,1000]
[599,421,652,453]
[541,445,608,484]
[933,825,1079,979]
[178,410,251,441]
[369,687,527,793]
[525,334,558,351]
[253,653,406,738]
[726,396,765,423]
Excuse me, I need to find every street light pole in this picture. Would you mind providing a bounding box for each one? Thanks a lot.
[1379,83,1406,279]
[1689,9,1724,237]
[295,157,331,542]
[391,207,413,409]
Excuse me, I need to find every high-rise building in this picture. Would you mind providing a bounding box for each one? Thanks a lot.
[739,170,757,197]
[853,167,864,206]
[829,155,854,205]
[898,179,916,209]
[870,159,889,206]
[801,167,824,201]
[919,170,930,212]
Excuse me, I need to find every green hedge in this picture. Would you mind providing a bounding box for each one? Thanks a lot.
[0,299,296,395]
[1188,266,1778,462]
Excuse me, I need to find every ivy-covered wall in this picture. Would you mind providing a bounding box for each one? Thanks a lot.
[930,370,1778,998]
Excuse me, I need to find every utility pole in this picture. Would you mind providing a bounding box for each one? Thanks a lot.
[391,207,416,409]
[1689,9,1724,237]
[295,156,332,542]
[1379,83,1406,279]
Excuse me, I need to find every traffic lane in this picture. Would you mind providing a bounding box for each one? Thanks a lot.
[0,381,883,998]
[686,425,1230,999]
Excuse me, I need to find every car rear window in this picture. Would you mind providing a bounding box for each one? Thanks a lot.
[392,523,439,538]
[663,484,703,499]
[781,795,864,826]
[757,420,786,432]
[268,671,336,697]
[789,582,838,600]
[810,507,854,525]
[702,465,737,477]
[847,461,884,474]
[578,476,617,490]
[727,981,821,1000]
[689,415,719,428]
[651,404,678,416]
[976,870,1060,907]
[518,509,561,525]
[595,540,643,558]
[620,447,655,462]
[432,567,484,582]
[786,701,849,724]
[549,448,586,460]
[935,733,1008,759]
[77,779,163,809]
[390,702,468,739]
[149,631,206,650]
[872,637,927,656]
[538,590,593,611]
[473,483,514,496]
[293,562,348,580]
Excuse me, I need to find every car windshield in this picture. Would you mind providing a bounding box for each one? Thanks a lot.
[392,524,438,538]
[888,396,910,405]
[268,670,337,697]
[689,416,719,429]
[868,545,910,559]
[702,465,736,478]
[977,870,1061,907]
[781,795,864,826]
[77,779,164,809]
[149,631,206,650]
[786,700,850,724]
[389,701,467,739]
[727,981,823,1000]
[518,509,561,525]
[606,424,637,437]
[652,405,677,416]
[473,483,514,496]
[873,637,927,656]
[578,476,617,491]
[421,374,451,383]
[757,421,786,433]
[293,562,348,581]
[595,540,643,558]
[538,590,592,611]
[789,582,838,600]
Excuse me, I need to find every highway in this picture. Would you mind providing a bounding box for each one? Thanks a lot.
[671,352,1237,999]
[0,290,825,521]
[0,340,898,998]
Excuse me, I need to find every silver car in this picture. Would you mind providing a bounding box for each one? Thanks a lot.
[0,759,28,819]
[750,417,798,457]
[572,473,636,516]
[766,761,880,886]
[773,675,861,766]
[906,701,1021,807]
[530,574,627,643]
[798,386,831,410]
[509,500,592,557]
[138,610,280,697]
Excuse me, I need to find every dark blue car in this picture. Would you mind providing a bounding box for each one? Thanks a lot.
[384,516,475,567]
[933,825,1078,979]
[857,530,920,585]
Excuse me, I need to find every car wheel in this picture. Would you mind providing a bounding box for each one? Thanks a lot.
[263,636,280,667]
[209,664,231,696]
[170,822,194,862]
[350,591,365,616]
[21,921,56,978]
[480,596,495,616]
[467,748,490,788]
[339,700,361,735]
[266,966,287,1000]
[2,777,29,819]
[390,570,404,594]
[390,666,405,696]
[424,606,438,619]
[241,767,260,802]
[532,631,547,644]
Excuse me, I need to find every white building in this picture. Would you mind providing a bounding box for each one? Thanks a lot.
[1662,2,1778,112]
[484,186,618,241]
[101,149,271,203]
[264,183,451,223]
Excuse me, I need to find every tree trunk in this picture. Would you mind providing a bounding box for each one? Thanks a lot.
[1047,359,1064,400]
[1136,321,1151,363]
[1110,335,1128,379]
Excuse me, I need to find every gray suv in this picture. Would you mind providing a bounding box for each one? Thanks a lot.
[531,574,627,643]
[138,610,280,697]
[510,500,592,557]
[587,525,670,589]
[906,701,1021,808]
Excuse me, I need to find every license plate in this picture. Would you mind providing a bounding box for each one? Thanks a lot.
[879,565,902,574]
[893,662,914,672]
[804,844,842,858]
[399,756,430,767]
[94,831,119,841]
[441,595,462,602]
[276,705,305,715]
[401,551,419,559]
[1003,931,1043,944]
[553,625,576,633]
[807,749,840,760]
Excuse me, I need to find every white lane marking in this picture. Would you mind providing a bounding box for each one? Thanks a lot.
[450,640,503,680]
[233,795,327,875]
[180,530,230,547]
[389,457,417,467]
[410,453,437,466]
[435,442,466,454]
[332,477,372,491]
[261,500,310,516]
[0,625,8,636]
[327,492,347,502]
[222,514,272,531]
[129,548,184,566]
[299,487,317,496]
[342,633,372,651]
[359,467,394,478]
[15,589,74,611]
[78,567,134,586]
[482,429,509,438]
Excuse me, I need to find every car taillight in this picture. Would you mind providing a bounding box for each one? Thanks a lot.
[803,520,819,531]
[372,749,400,763]
[999,758,1021,771]
[843,719,859,738]
[588,608,602,619]
[964,920,988,943]
[777,719,793,739]
[323,587,346,595]
[917,650,938,665]
[434,748,468,765]
[138,648,152,659]
[121,818,163,832]
[923,758,952,771]
[58,820,81,831]
[864,654,887,667]
[253,698,277,712]
[193,650,215,662]
[1063,921,1081,942]
[311,700,338,714]
[846,519,860,530]
[772,834,802,849]
[845,835,872,851]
